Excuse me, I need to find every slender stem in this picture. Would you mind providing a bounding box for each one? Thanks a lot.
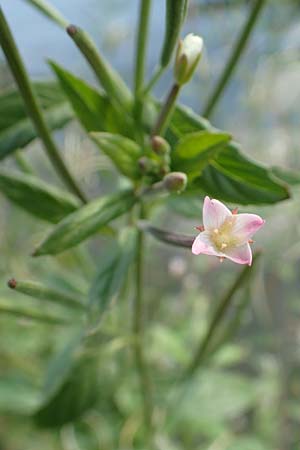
[151,83,180,137]
[185,252,260,378]
[133,204,153,436]
[0,8,86,203]
[134,0,152,98]
[143,65,165,96]
[202,0,267,118]
[24,0,68,29]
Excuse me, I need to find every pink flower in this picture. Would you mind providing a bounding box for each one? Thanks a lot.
[192,196,265,266]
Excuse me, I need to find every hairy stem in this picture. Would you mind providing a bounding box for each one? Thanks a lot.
[151,83,180,137]
[133,204,153,437]
[203,0,267,118]
[0,8,86,202]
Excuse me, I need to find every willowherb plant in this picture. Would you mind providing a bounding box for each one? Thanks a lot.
[0,0,295,447]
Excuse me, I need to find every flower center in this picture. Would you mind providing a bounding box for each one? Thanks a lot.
[209,217,240,252]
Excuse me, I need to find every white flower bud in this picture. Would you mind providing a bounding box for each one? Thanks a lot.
[174,33,203,85]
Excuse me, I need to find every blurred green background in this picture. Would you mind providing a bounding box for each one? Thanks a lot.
[1,1,300,449]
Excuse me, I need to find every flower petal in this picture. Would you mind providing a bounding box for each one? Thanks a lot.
[223,243,252,266]
[233,214,265,242]
[192,232,222,256]
[203,196,232,230]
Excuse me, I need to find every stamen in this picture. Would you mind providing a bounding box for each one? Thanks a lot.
[213,228,219,234]
[221,243,227,249]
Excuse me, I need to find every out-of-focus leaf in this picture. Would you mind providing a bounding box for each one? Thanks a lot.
[166,193,202,218]
[8,279,85,310]
[90,132,142,179]
[34,356,99,428]
[33,190,137,256]
[271,166,300,186]
[166,104,289,204]
[42,332,83,400]
[172,130,231,177]
[0,82,73,159]
[49,61,131,136]
[0,168,80,223]
[192,146,290,205]
[0,303,70,325]
[0,374,41,415]
[88,227,137,322]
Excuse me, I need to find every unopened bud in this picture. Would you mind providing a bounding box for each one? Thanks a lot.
[138,157,158,175]
[174,34,203,85]
[163,172,187,193]
[151,136,171,155]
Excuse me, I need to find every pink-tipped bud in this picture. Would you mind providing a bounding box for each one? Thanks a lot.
[163,172,187,193]
[151,136,170,155]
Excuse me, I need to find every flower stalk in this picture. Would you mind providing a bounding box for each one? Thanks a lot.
[151,83,181,137]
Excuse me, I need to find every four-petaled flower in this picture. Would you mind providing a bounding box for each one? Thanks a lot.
[192,196,265,266]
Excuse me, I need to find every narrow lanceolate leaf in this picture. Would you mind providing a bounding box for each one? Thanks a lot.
[0,169,80,223]
[160,0,188,67]
[167,104,290,205]
[89,227,137,322]
[8,279,85,310]
[172,130,231,177]
[192,145,290,205]
[90,132,142,179]
[0,303,69,325]
[0,82,73,159]
[49,61,131,136]
[138,221,194,248]
[33,190,137,256]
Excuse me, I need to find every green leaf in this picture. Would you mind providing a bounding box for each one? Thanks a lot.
[271,165,300,186]
[0,168,80,223]
[0,303,70,325]
[89,227,137,322]
[33,190,137,256]
[167,104,289,204]
[192,145,290,205]
[0,82,73,159]
[34,333,99,428]
[49,61,131,136]
[172,130,231,177]
[90,132,142,179]
[8,279,85,311]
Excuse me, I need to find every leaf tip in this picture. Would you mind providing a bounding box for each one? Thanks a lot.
[66,24,78,37]
[7,278,17,289]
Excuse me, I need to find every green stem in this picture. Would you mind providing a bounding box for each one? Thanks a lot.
[133,204,153,436]
[134,0,152,98]
[151,83,180,137]
[24,0,68,29]
[202,0,267,118]
[185,252,260,378]
[0,8,86,203]
[143,65,165,96]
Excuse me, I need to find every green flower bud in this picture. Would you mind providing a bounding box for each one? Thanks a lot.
[163,172,187,193]
[174,33,203,85]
